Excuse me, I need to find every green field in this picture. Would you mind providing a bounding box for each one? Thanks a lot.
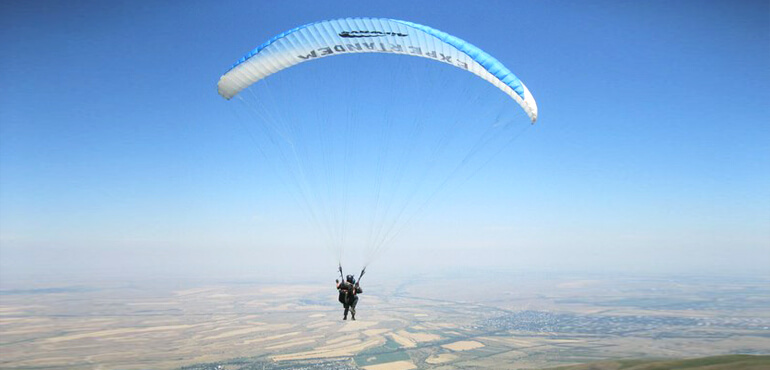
[353,337,411,367]
[546,355,770,370]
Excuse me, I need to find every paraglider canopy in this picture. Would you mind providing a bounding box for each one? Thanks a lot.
[218,17,537,122]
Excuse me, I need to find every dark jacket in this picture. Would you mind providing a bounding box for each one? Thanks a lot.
[337,281,362,304]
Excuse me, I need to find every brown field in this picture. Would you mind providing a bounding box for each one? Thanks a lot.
[441,340,485,351]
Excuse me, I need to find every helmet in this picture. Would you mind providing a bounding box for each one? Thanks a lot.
[346,275,355,283]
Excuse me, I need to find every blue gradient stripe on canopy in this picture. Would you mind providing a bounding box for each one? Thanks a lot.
[217,17,538,122]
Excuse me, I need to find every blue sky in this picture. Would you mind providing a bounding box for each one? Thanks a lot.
[1,0,768,282]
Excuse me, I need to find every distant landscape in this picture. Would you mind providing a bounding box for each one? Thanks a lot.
[2,271,768,369]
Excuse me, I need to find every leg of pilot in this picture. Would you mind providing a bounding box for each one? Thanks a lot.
[349,295,358,320]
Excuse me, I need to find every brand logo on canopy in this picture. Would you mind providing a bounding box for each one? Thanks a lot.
[339,30,408,38]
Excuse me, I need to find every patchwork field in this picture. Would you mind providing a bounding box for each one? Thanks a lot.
[1,273,769,369]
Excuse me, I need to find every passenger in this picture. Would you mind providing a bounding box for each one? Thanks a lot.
[336,274,362,320]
